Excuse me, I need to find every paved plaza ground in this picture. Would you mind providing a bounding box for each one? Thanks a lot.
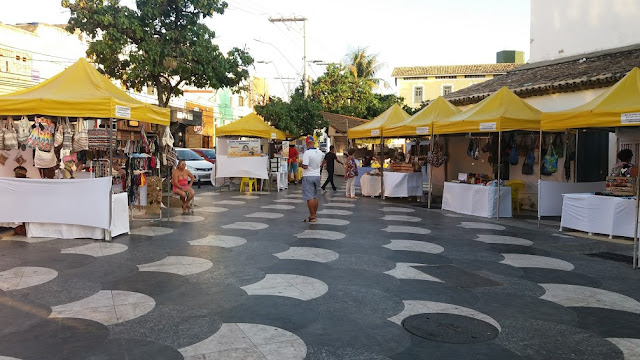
[1,178,640,359]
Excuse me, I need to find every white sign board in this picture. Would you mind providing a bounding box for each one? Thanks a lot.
[479,122,497,131]
[621,112,640,124]
[416,126,430,135]
[371,129,380,136]
[115,105,131,119]
[271,132,276,139]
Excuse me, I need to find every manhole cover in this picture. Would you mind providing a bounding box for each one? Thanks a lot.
[402,313,499,344]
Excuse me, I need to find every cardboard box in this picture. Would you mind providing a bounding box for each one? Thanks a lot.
[606,176,637,196]
[390,163,415,173]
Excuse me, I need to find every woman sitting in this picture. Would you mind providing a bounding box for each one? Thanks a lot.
[172,160,195,213]
[611,149,638,177]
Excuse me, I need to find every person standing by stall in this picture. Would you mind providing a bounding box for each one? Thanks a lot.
[288,144,299,184]
[344,148,359,198]
[302,136,324,223]
[321,145,343,191]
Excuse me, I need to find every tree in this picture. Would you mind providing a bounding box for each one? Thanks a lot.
[346,47,390,90]
[254,94,327,138]
[62,0,253,107]
[309,63,375,119]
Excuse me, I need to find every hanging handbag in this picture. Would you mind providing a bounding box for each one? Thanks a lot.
[54,119,64,147]
[162,126,174,148]
[3,119,18,150]
[522,149,535,175]
[27,117,55,152]
[17,116,31,144]
[165,145,177,167]
[87,128,115,150]
[0,120,5,150]
[541,146,558,176]
[427,142,447,168]
[63,117,73,151]
[34,147,58,169]
[73,118,89,152]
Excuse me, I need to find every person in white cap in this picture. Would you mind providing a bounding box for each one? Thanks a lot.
[301,135,324,222]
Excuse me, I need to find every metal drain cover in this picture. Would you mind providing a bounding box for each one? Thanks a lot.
[402,313,499,344]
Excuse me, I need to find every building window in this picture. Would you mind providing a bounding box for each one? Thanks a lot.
[464,74,486,79]
[413,86,424,104]
[435,75,457,79]
[238,96,245,107]
[442,85,453,96]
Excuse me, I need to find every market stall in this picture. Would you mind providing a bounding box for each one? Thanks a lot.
[433,87,543,218]
[0,58,170,239]
[215,113,288,187]
[360,171,423,198]
[541,67,640,267]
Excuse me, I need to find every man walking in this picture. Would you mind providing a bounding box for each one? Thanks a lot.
[301,135,324,223]
[321,145,343,191]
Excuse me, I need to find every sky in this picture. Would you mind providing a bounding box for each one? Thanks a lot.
[0,0,531,99]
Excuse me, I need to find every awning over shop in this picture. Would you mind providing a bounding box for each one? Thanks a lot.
[433,87,542,134]
[385,97,461,137]
[348,103,410,139]
[541,67,640,131]
[216,112,288,140]
[0,58,170,126]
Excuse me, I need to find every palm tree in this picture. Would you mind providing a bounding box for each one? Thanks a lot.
[345,47,390,90]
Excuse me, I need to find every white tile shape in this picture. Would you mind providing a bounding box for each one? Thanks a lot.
[261,204,295,210]
[216,200,247,205]
[138,256,213,275]
[294,230,346,240]
[552,233,574,238]
[189,235,247,248]
[253,191,272,195]
[179,323,306,360]
[241,274,328,301]
[474,235,533,246]
[607,338,640,359]
[381,215,422,222]
[388,300,501,331]
[292,190,303,194]
[323,203,355,208]
[198,206,229,213]
[222,222,269,230]
[313,218,350,226]
[274,199,304,203]
[0,267,58,291]
[540,284,640,314]
[328,197,357,202]
[458,222,505,230]
[500,254,575,271]
[233,195,261,199]
[245,212,285,219]
[0,235,55,243]
[274,247,339,263]
[50,290,155,325]
[197,192,220,196]
[129,226,174,236]
[383,240,444,254]
[385,263,443,282]
[380,207,416,213]
[381,226,431,235]
[0,356,23,360]
[317,209,353,216]
[444,213,464,217]
[61,242,128,257]
[168,215,206,223]
[286,194,303,198]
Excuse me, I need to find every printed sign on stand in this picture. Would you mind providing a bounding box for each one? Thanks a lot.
[115,105,131,119]
[416,127,430,135]
[621,112,640,124]
[479,122,497,131]
[371,129,380,136]
[227,139,261,157]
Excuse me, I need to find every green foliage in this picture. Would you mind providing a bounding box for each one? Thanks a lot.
[403,101,428,115]
[254,94,327,138]
[345,47,390,90]
[62,0,253,107]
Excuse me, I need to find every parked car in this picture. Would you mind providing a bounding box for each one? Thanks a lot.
[192,148,216,164]
[174,148,213,184]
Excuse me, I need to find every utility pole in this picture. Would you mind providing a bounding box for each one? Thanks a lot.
[268,16,308,97]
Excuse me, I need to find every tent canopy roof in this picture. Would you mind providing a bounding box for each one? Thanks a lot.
[216,112,288,140]
[0,58,169,125]
[348,103,410,139]
[385,97,461,137]
[541,67,640,131]
[433,87,542,134]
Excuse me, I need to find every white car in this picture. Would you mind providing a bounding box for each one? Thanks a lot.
[175,148,214,184]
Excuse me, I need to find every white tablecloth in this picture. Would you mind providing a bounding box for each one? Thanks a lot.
[442,182,513,218]
[561,193,639,238]
[360,172,424,198]
[216,155,268,180]
[26,192,130,239]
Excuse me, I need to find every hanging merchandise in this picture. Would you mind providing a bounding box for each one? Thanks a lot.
[165,145,177,167]
[472,139,480,160]
[63,118,73,151]
[26,117,55,152]
[162,126,174,148]
[13,152,26,166]
[3,120,18,150]
[427,138,447,168]
[466,138,474,158]
[88,127,116,150]
[0,119,5,150]
[509,134,519,165]
[54,119,64,147]
[541,146,559,176]
[34,147,58,169]
[73,118,89,153]
[552,133,564,158]
[140,128,150,153]
[17,116,31,144]
[0,151,8,165]
[522,149,535,175]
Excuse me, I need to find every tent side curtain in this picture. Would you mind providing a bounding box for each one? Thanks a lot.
[541,67,640,131]
[0,58,170,126]
[348,103,410,139]
[216,112,289,140]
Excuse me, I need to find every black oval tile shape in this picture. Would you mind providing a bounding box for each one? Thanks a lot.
[402,313,499,344]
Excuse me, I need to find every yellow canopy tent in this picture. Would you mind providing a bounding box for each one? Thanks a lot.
[433,87,542,135]
[385,97,461,137]
[216,112,288,140]
[348,103,410,139]
[541,67,640,131]
[0,58,169,125]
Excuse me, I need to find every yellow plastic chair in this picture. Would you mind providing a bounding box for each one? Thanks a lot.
[505,180,525,215]
[297,167,303,181]
[239,177,257,194]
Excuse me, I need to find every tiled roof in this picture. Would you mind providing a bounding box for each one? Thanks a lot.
[392,63,522,77]
[320,112,368,134]
[445,44,640,106]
